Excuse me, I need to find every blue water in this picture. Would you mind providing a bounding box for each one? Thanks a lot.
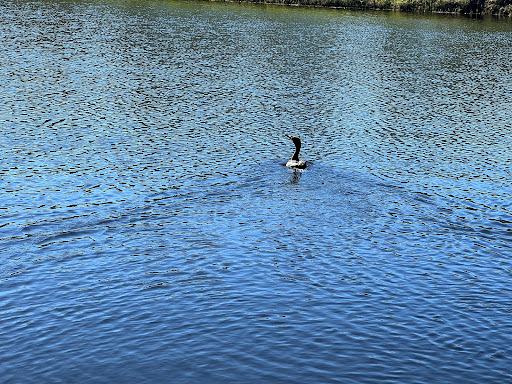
[1,1,512,382]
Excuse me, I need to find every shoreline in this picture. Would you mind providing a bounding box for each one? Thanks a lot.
[209,0,512,16]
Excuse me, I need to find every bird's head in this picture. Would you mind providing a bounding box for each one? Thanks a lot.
[286,134,302,148]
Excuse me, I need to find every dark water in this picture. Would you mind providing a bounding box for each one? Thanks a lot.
[1,1,512,382]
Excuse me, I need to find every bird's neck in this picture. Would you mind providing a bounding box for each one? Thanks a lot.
[291,144,301,161]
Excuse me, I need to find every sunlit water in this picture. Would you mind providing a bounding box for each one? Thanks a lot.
[1,1,512,382]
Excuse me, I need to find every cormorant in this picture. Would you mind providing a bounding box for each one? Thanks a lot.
[285,134,307,169]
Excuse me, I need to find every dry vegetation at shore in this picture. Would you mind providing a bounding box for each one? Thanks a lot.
[223,0,512,15]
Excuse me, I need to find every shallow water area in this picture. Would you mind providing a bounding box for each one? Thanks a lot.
[1,1,512,382]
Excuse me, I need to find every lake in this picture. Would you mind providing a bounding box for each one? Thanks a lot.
[1,0,511,382]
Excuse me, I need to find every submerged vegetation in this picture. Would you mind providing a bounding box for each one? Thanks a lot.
[220,0,512,15]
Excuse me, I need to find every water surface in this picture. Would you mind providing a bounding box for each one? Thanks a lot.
[1,1,512,383]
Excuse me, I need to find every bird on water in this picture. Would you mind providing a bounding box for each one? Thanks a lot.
[285,134,307,169]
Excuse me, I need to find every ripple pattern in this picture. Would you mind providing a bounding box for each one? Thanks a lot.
[1,1,512,383]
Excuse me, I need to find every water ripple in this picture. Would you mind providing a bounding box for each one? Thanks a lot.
[1,1,512,383]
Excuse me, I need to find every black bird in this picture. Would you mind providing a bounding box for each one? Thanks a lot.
[285,134,307,169]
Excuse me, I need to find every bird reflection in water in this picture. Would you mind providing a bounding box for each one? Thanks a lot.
[290,169,302,184]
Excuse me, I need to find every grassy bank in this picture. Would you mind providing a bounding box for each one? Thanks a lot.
[220,0,512,15]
